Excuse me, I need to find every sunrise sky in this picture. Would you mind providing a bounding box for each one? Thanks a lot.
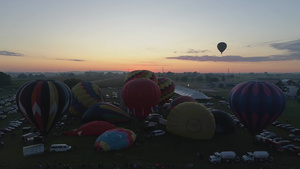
[1,0,300,73]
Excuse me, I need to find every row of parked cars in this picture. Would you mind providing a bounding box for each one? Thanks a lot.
[272,121,300,135]
[209,151,273,164]
[0,119,25,137]
[255,130,300,154]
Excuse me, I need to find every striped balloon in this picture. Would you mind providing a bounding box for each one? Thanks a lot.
[229,81,286,134]
[157,77,175,105]
[69,81,105,116]
[124,70,157,84]
[16,80,71,135]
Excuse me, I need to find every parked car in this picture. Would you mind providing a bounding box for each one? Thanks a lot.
[150,130,166,137]
[289,134,300,142]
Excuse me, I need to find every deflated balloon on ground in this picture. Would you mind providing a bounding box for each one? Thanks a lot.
[64,121,116,136]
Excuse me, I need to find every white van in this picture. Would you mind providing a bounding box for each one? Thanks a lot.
[50,144,71,152]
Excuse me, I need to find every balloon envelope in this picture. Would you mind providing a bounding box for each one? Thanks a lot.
[16,80,71,135]
[217,42,227,54]
[124,70,157,84]
[81,102,130,124]
[167,102,216,140]
[157,77,175,106]
[229,81,286,134]
[94,128,136,152]
[64,121,116,136]
[122,78,161,119]
[69,81,105,116]
[168,96,197,111]
[211,109,235,134]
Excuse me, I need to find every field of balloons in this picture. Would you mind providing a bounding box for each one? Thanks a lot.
[0,70,300,169]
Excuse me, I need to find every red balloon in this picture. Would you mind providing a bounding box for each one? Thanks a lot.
[64,121,116,136]
[122,78,161,119]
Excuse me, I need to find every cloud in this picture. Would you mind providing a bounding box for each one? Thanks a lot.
[270,39,300,53]
[55,58,85,62]
[0,51,24,56]
[186,49,208,54]
[167,39,300,62]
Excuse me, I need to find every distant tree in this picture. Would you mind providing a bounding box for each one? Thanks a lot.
[68,73,76,77]
[64,78,82,89]
[0,72,11,87]
[181,76,188,82]
[297,88,300,102]
[196,76,203,82]
[17,73,27,78]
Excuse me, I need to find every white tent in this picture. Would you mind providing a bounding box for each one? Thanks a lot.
[174,86,210,100]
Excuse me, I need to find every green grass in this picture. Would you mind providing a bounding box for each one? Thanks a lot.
[0,76,300,169]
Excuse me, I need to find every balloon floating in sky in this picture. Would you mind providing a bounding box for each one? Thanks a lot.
[69,81,105,116]
[64,121,116,136]
[228,81,286,135]
[157,77,175,106]
[167,102,216,140]
[122,78,161,119]
[81,102,130,124]
[16,80,71,135]
[217,42,227,54]
[94,128,136,152]
[124,70,157,84]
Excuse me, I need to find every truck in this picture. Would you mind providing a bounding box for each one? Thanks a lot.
[23,143,45,157]
[242,151,273,163]
[209,151,240,164]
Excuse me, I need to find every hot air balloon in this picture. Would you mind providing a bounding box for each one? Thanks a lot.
[16,80,71,135]
[157,77,175,106]
[217,42,227,54]
[166,102,216,140]
[124,70,157,84]
[94,128,136,152]
[122,78,161,119]
[64,121,116,136]
[69,81,105,116]
[81,102,130,124]
[168,96,197,111]
[211,109,235,134]
[228,81,286,135]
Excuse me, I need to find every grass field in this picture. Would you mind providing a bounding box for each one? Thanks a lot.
[0,76,300,169]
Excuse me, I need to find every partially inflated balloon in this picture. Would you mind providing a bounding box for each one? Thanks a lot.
[81,102,130,124]
[16,80,71,135]
[229,81,286,135]
[64,121,116,136]
[211,109,235,134]
[157,77,175,106]
[167,102,216,140]
[124,70,157,84]
[122,78,161,119]
[168,96,197,111]
[94,128,136,152]
[217,42,227,54]
[69,81,105,116]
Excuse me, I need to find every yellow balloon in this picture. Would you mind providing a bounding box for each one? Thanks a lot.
[167,102,216,140]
